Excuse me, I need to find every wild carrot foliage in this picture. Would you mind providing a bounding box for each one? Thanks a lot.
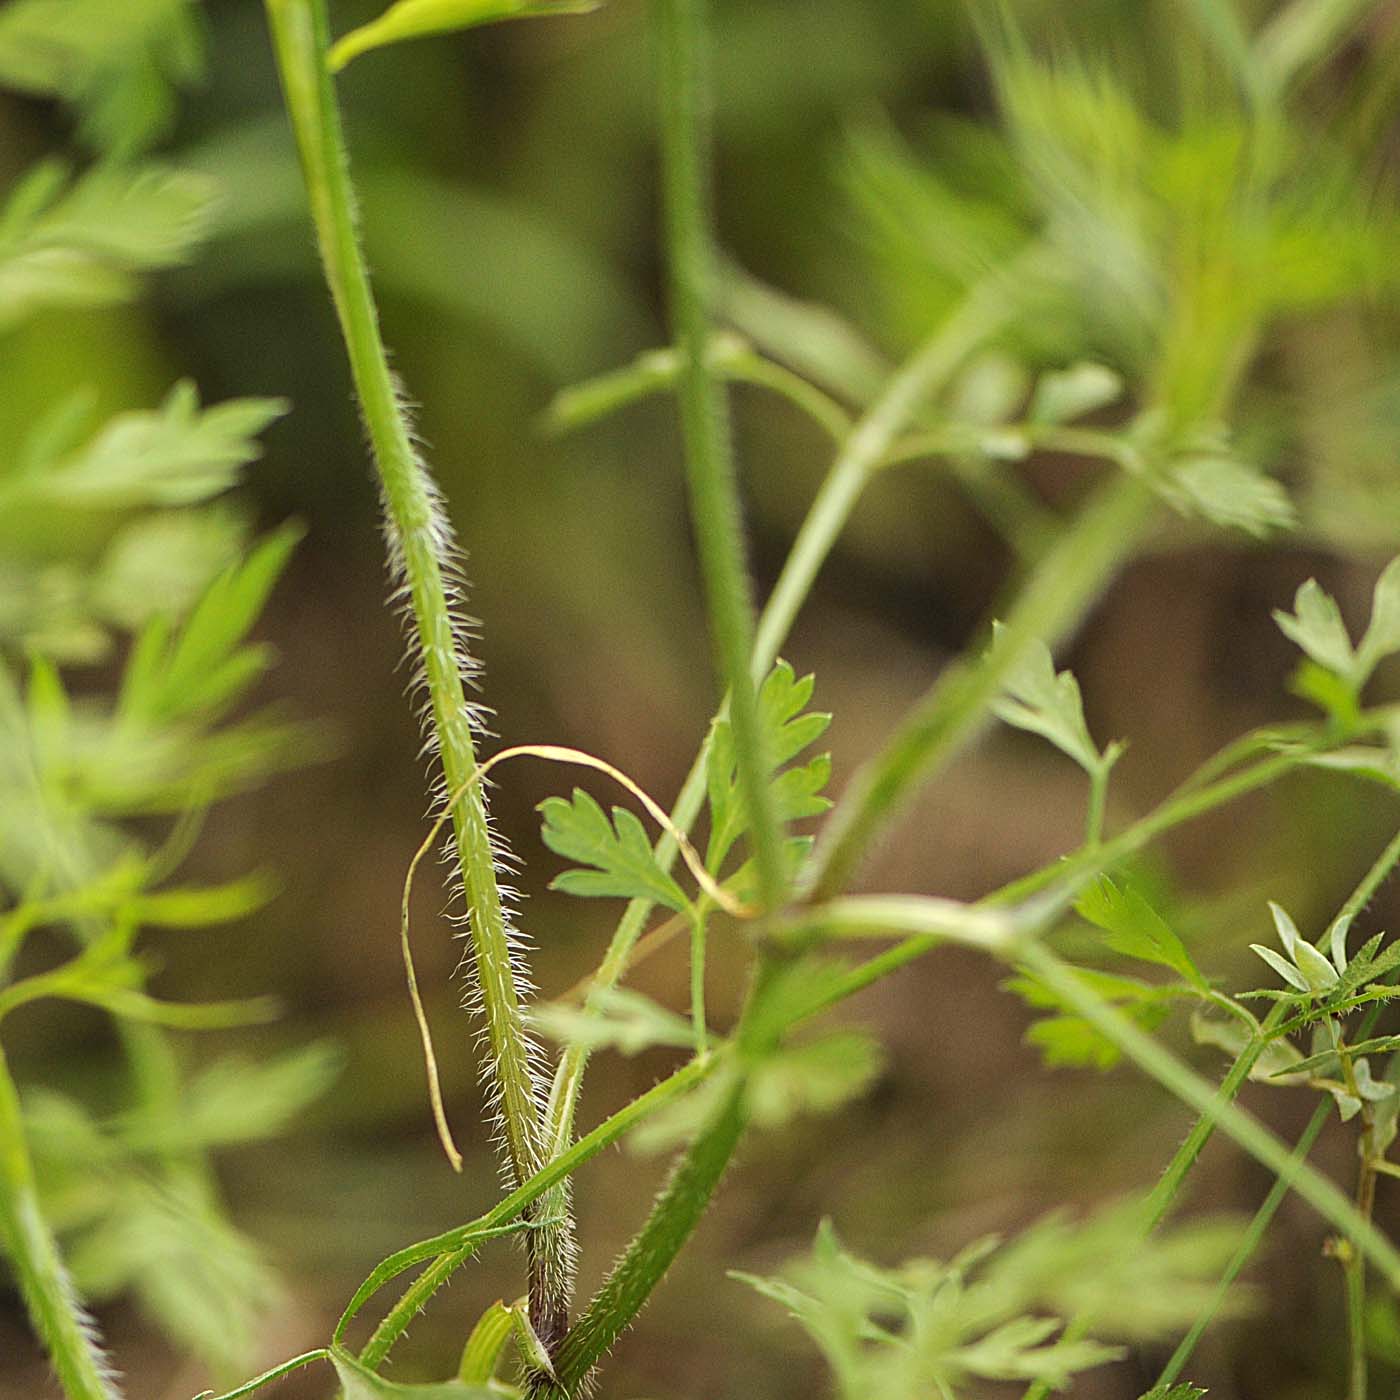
[6,1,1400,1399]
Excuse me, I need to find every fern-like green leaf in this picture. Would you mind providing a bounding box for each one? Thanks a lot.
[1076,877,1207,990]
[0,162,215,328]
[706,660,831,874]
[8,382,287,512]
[538,788,688,911]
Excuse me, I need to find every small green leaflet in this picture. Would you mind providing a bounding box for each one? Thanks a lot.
[990,625,1122,778]
[1006,966,1176,1071]
[1028,361,1123,424]
[1139,1387,1207,1400]
[529,987,693,1056]
[1162,452,1295,539]
[537,788,687,911]
[1274,556,1400,697]
[1275,579,1358,679]
[1334,931,1400,999]
[706,660,831,875]
[118,523,302,727]
[0,162,216,329]
[1250,901,1339,994]
[329,0,599,72]
[12,382,287,511]
[1076,877,1207,991]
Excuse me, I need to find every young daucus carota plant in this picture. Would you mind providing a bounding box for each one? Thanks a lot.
[236,1,1400,1397]
[11,0,1400,1398]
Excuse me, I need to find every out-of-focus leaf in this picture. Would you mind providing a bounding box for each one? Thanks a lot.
[1029,362,1122,424]
[529,988,693,1056]
[1357,557,1400,680]
[117,1042,343,1154]
[91,508,248,632]
[329,0,598,73]
[1007,966,1180,1071]
[0,0,203,155]
[67,1176,274,1375]
[1190,1010,1308,1084]
[745,1032,885,1130]
[8,383,286,512]
[118,523,301,727]
[733,1206,1242,1398]
[1163,452,1296,538]
[0,163,216,328]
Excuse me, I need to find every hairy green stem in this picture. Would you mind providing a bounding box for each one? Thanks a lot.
[540,1075,748,1397]
[0,1044,118,1400]
[357,1054,716,1368]
[655,0,782,911]
[262,0,560,1342]
[538,959,799,1399]
[808,468,1158,899]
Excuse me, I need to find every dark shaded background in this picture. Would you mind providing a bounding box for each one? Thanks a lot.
[5,1,1400,1396]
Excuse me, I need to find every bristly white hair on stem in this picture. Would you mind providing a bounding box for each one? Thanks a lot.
[262,0,575,1351]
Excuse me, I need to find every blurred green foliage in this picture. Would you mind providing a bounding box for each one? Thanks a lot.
[4,0,1400,1397]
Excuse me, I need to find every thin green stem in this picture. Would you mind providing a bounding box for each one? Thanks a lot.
[689,905,708,1052]
[994,747,1311,907]
[808,468,1158,900]
[543,9,1009,1170]
[753,284,1014,671]
[797,736,1339,1025]
[194,1351,330,1400]
[263,0,559,1342]
[1154,1099,1331,1389]
[1347,1232,1369,1400]
[655,0,781,911]
[1085,764,1109,848]
[537,950,794,1398]
[1015,942,1400,1286]
[0,1043,119,1400]
[1020,821,1400,1400]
